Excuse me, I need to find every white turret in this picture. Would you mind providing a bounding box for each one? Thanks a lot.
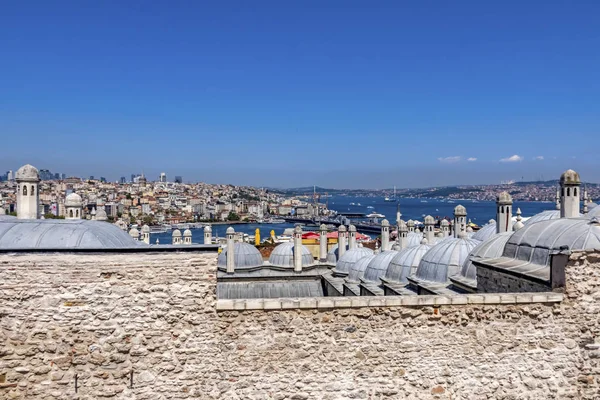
[293,225,303,272]
[513,208,525,231]
[65,192,83,220]
[226,227,235,274]
[204,225,212,245]
[381,219,390,251]
[496,191,513,233]
[183,229,192,245]
[338,225,347,259]
[398,220,408,250]
[440,219,450,237]
[453,205,467,238]
[424,215,435,244]
[16,164,40,219]
[407,220,415,233]
[319,224,328,262]
[560,169,581,218]
[142,225,150,244]
[348,225,357,250]
[172,229,182,245]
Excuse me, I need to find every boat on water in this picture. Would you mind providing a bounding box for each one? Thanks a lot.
[264,218,285,224]
[384,186,398,202]
[367,206,374,209]
[357,203,361,206]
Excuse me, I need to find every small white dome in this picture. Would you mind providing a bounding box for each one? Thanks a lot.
[129,228,140,238]
[183,229,192,237]
[204,225,212,232]
[560,169,580,185]
[454,205,467,216]
[497,191,513,204]
[65,193,83,207]
[15,164,40,181]
[172,229,182,237]
[141,225,150,233]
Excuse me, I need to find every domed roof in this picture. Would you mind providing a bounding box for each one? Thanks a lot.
[524,210,562,226]
[347,254,376,282]
[424,215,435,225]
[441,219,450,226]
[459,232,512,281]
[454,204,467,216]
[326,243,348,264]
[129,228,139,238]
[172,229,182,237]
[141,225,150,233]
[204,225,212,232]
[15,164,40,181]
[502,218,600,267]
[0,219,142,249]
[399,220,408,231]
[65,193,83,207]
[362,250,399,282]
[385,242,432,283]
[335,247,374,274]
[497,191,513,204]
[587,206,600,219]
[217,242,263,270]
[472,221,497,242]
[560,169,580,185]
[406,232,423,248]
[183,229,192,237]
[415,237,479,283]
[268,242,314,268]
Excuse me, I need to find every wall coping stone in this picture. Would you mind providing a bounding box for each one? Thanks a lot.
[216,292,564,311]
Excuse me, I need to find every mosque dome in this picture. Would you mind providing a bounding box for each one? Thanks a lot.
[362,250,399,282]
[183,229,192,237]
[335,247,374,274]
[385,241,432,283]
[326,243,348,264]
[406,232,423,248]
[347,254,376,282]
[454,205,467,216]
[217,242,263,270]
[0,219,141,249]
[15,164,40,181]
[524,210,561,226]
[268,242,314,268]
[414,236,479,283]
[172,229,182,237]
[65,193,83,207]
[560,169,581,185]
[472,220,497,242]
[459,232,513,281]
[503,218,600,267]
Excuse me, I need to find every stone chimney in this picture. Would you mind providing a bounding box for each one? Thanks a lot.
[226,227,235,274]
[293,225,303,272]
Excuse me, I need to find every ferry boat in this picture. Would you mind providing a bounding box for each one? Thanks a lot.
[384,186,398,202]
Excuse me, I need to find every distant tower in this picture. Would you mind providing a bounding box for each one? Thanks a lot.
[293,225,303,272]
[226,227,235,274]
[453,205,467,238]
[348,225,357,250]
[159,172,167,183]
[142,225,150,244]
[172,229,182,245]
[424,215,435,244]
[496,192,513,233]
[440,219,450,237]
[407,220,415,233]
[204,225,212,245]
[65,193,83,220]
[129,227,140,241]
[15,164,40,219]
[139,173,147,188]
[583,186,589,215]
[560,169,581,218]
[381,219,390,251]
[319,224,328,262]
[183,229,192,245]
[338,225,347,259]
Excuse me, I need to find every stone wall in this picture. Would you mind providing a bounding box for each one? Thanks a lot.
[476,263,551,293]
[0,251,599,399]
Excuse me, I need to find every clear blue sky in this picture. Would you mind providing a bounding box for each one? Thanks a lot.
[1,0,599,188]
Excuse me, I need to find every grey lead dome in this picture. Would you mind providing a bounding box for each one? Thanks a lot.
[217,242,263,270]
[268,242,314,268]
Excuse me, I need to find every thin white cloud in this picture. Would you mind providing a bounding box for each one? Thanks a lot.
[534,156,544,160]
[438,156,461,163]
[467,157,477,162]
[500,155,524,163]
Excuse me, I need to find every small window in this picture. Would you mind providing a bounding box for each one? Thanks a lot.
[567,188,571,196]
[562,188,565,197]
[69,210,73,218]
[31,185,35,196]
[23,186,27,196]
[574,188,578,197]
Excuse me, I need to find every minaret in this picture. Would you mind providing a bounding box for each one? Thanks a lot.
[407,220,415,233]
[555,189,561,210]
[338,225,347,259]
[424,215,435,244]
[172,229,182,245]
[204,225,212,244]
[396,203,402,227]
[348,225,357,250]
[226,227,235,274]
[398,220,408,249]
[142,225,150,244]
[453,205,467,238]
[15,164,40,219]
[293,225,303,272]
[183,229,192,245]
[496,191,513,233]
[319,224,328,262]
[381,219,390,251]
[560,169,581,218]
[583,186,589,215]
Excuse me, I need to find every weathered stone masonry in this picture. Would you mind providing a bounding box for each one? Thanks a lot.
[1,251,600,399]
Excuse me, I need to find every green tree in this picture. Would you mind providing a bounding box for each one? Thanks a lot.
[226,212,240,221]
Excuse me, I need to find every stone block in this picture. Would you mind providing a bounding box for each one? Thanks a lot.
[483,295,501,304]
[263,299,282,310]
[434,296,451,306]
[450,296,468,305]
[244,299,264,310]
[466,295,485,304]
[280,299,301,309]
[316,298,335,309]
[298,298,317,309]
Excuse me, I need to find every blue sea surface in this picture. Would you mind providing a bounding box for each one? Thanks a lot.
[150,195,555,244]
